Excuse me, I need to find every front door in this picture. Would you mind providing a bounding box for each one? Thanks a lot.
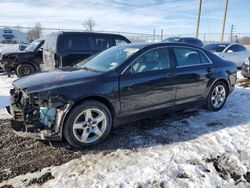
[119,47,176,116]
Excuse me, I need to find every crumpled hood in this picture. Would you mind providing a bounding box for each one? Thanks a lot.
[2,51,24,57]
[0,51,21,60]
[13,67,102,93]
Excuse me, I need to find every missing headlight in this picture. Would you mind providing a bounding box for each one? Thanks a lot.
[39,107,56,128]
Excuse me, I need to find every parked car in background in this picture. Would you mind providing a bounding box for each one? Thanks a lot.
[8,42,237,148]
[41,32,131,72]
[241,57,250,78]
[0,39,44,77]
[203,43,250,68]
[162,37,204,47]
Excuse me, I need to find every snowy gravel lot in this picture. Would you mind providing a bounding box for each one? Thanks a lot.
[0,72,250,188]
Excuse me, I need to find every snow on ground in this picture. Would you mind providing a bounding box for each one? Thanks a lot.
[0,72,250,187]
[0,73,16,119]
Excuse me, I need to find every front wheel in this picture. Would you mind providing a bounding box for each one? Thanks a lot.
[63,100,112,148]
[206,81,228,111]
[16,63,35,77]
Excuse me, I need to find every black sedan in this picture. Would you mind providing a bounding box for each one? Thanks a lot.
[9,43,237,148]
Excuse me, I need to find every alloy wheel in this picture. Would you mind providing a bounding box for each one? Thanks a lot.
[211,85,226,108]
[72,108,107,143]
[21,66,31,75]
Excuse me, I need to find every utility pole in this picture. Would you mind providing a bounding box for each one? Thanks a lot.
[230,24,236,42]
[221,0,229,42]
[160,29,164,41]
[195,0,202,38]
[153,28,155,42]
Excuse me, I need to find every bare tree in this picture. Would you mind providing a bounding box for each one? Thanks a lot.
[82,18,96,32]
[27,23,42,42]
[239,36,250,45]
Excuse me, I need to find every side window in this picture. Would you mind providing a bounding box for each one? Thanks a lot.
[227,45,246,52]
[91,37,111,51]
[64,35,89,51]
[173,48,202,67]
[115,39,129,46]
[130,48,170,74]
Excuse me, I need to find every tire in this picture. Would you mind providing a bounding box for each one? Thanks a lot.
[16,63,35,77]
[63,100,112,148]
[206,81,228,111]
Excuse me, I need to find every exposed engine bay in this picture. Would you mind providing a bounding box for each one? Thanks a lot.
[8,87,70,140]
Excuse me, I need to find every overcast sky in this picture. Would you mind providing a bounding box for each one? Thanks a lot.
[1,0,249,35]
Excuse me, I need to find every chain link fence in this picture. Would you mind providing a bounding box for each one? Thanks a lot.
[0,25,250,44]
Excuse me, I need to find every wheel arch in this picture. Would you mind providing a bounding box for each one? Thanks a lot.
[60,96,116,138]
[206,77,230,97]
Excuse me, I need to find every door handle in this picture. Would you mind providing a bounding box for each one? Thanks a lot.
[166,73,175,77]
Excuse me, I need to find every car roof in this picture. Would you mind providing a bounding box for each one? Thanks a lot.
[55,31,128,38]
[120,42,203,49]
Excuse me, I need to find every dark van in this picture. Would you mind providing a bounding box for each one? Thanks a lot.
[0,39,44,77]
[41,32,131,71]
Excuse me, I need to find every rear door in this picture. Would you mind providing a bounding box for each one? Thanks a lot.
[119,47,176,116]
[42,35,58,71]
[60,34,91,67]
[172,47,212,105]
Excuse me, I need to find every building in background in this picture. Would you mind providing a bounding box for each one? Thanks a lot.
[0,27,28,44]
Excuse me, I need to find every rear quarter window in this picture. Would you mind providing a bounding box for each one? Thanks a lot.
[62,35,90,51]
[199,51,211,64]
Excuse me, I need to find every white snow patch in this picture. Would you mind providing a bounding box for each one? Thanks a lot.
[0,73,16,119]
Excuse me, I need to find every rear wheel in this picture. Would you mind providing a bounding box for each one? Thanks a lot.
[63,100,112,148]
[16,63,35,77]
[206,81,228,111]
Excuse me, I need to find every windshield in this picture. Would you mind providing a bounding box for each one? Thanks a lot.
[203,44,229,53]
[77,46,140,72]
[25,40,42,52]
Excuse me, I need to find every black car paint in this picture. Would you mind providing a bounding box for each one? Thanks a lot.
[9,43,237,140]
[0,40,44,74]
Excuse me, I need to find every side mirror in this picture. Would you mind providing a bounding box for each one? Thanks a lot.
[227,50,234,53]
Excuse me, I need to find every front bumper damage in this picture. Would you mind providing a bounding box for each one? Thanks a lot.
[8,88,71,140]
[0,57,16,74]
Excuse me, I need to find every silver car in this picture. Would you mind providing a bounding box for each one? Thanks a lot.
[203,43,250,67]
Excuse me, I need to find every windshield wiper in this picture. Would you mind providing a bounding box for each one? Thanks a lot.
[82,67,98,72]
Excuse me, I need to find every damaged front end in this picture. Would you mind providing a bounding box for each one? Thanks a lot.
[0,54,16,74]
[9,87,71,140]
